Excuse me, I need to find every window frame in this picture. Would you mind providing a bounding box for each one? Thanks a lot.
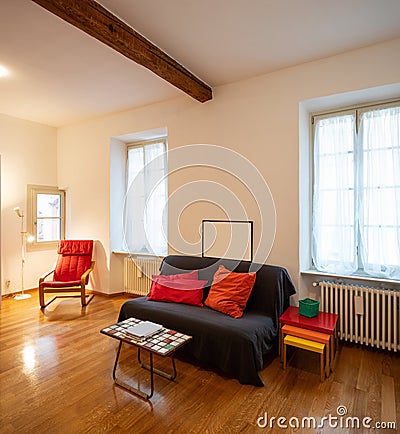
[125,137,168,255]
[310,98,400,278]
[27,184,66,251]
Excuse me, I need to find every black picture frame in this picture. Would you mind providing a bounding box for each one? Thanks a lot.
[201,219,253,261]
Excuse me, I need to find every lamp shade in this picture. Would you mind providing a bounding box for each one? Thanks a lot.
[13,207,23,218]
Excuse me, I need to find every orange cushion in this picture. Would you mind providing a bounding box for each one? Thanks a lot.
[204,265,256,318]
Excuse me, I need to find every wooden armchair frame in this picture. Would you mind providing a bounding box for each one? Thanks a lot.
[38,240,95,309]
[39,260,95,308]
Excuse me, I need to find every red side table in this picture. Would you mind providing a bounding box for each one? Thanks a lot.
[279,306,338,375]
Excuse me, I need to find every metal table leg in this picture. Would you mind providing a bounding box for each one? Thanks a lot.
[112,342,177,400]
[112,342,154,399]
[138,347,177,380]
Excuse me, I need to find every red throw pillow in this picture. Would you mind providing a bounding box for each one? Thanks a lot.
[157,270,199,281]
[148,271,199,296]
[148,278,207,307]
[205,265,256,318]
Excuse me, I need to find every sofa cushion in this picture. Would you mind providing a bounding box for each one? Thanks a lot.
[148,277,208,307]
[148,271,199,296]
[153,270,199,284]
[204,265,256,318]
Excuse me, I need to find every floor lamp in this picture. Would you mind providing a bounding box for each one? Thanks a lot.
[14,207,33,300]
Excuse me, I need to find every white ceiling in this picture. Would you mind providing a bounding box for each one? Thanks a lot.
[1,0,400,127]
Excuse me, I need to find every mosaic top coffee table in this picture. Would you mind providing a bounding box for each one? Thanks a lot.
[100,317,192,400]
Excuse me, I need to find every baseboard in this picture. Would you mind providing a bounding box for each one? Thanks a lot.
[2,288,131,300]
[90,290,132,298]
[1,288,37,299]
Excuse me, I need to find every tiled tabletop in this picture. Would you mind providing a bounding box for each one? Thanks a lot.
[100,317,192,356]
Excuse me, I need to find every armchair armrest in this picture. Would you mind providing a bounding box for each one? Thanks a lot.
[80,261,95,287]
[39,268,55,285]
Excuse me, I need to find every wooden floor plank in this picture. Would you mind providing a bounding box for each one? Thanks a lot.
[1,290,399,433]
[381,374,397,424]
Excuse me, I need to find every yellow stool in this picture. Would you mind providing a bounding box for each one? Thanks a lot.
[281,324,331,377]
[283,335,326,381]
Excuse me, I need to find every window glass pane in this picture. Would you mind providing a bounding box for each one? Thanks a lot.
[127,146,144,188]
[318,190,354,225]
[362,227,400,270]
[363,148,398,187]
[363,188,399,226]
[316,115,354,154]
[361,107,400,150]
[319,154,354,190]
[37,194,61,217]
[359,106,400,278]
[36,218,61,242]
[312,114,357,274]
[315,226,355,263]
[144,142,165,165]
[125,140,168,255]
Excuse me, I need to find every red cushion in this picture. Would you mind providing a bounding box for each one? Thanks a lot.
[204,265,256,318]
[54,254,91,282]
[158,270,199,281]
[147,278,207,307]
[148,272,199,297]
[58,240,93,255]
[151,271,199,287]
[53,240,93,282]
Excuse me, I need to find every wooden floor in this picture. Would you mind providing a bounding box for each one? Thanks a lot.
[0,290,398,434]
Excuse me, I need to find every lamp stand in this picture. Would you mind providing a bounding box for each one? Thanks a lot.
[14,294,31,300]
[14,207,32,300]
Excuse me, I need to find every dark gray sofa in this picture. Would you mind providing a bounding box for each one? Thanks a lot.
[118,255,296,386]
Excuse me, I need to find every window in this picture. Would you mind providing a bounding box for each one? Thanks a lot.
[312,101,400,280]
[27,185,65,250]
[124,138,168,255]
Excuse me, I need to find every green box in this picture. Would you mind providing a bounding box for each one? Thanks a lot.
[299,298,320,318]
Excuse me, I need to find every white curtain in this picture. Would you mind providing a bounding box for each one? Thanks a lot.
[312,114,358,275]
[124,141,168,255]
[359,107,400,279]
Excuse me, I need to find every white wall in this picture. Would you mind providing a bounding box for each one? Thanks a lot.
[0,114,58,295]
[57,38,400,296]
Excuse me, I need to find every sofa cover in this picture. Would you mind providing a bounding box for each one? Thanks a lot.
[118,255,296,386]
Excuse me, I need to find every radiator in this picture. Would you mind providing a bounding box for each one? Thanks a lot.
[124,256,163,296]
[320,282,399,352]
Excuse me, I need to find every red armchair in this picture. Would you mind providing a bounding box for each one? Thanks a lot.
[39,240,95,308]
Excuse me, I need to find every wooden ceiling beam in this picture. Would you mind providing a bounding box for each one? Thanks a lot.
[31,0,212,102]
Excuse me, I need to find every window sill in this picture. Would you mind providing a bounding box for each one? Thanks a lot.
[112,250,129,256]
[301,269,400,288]
[112,251,164,258]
